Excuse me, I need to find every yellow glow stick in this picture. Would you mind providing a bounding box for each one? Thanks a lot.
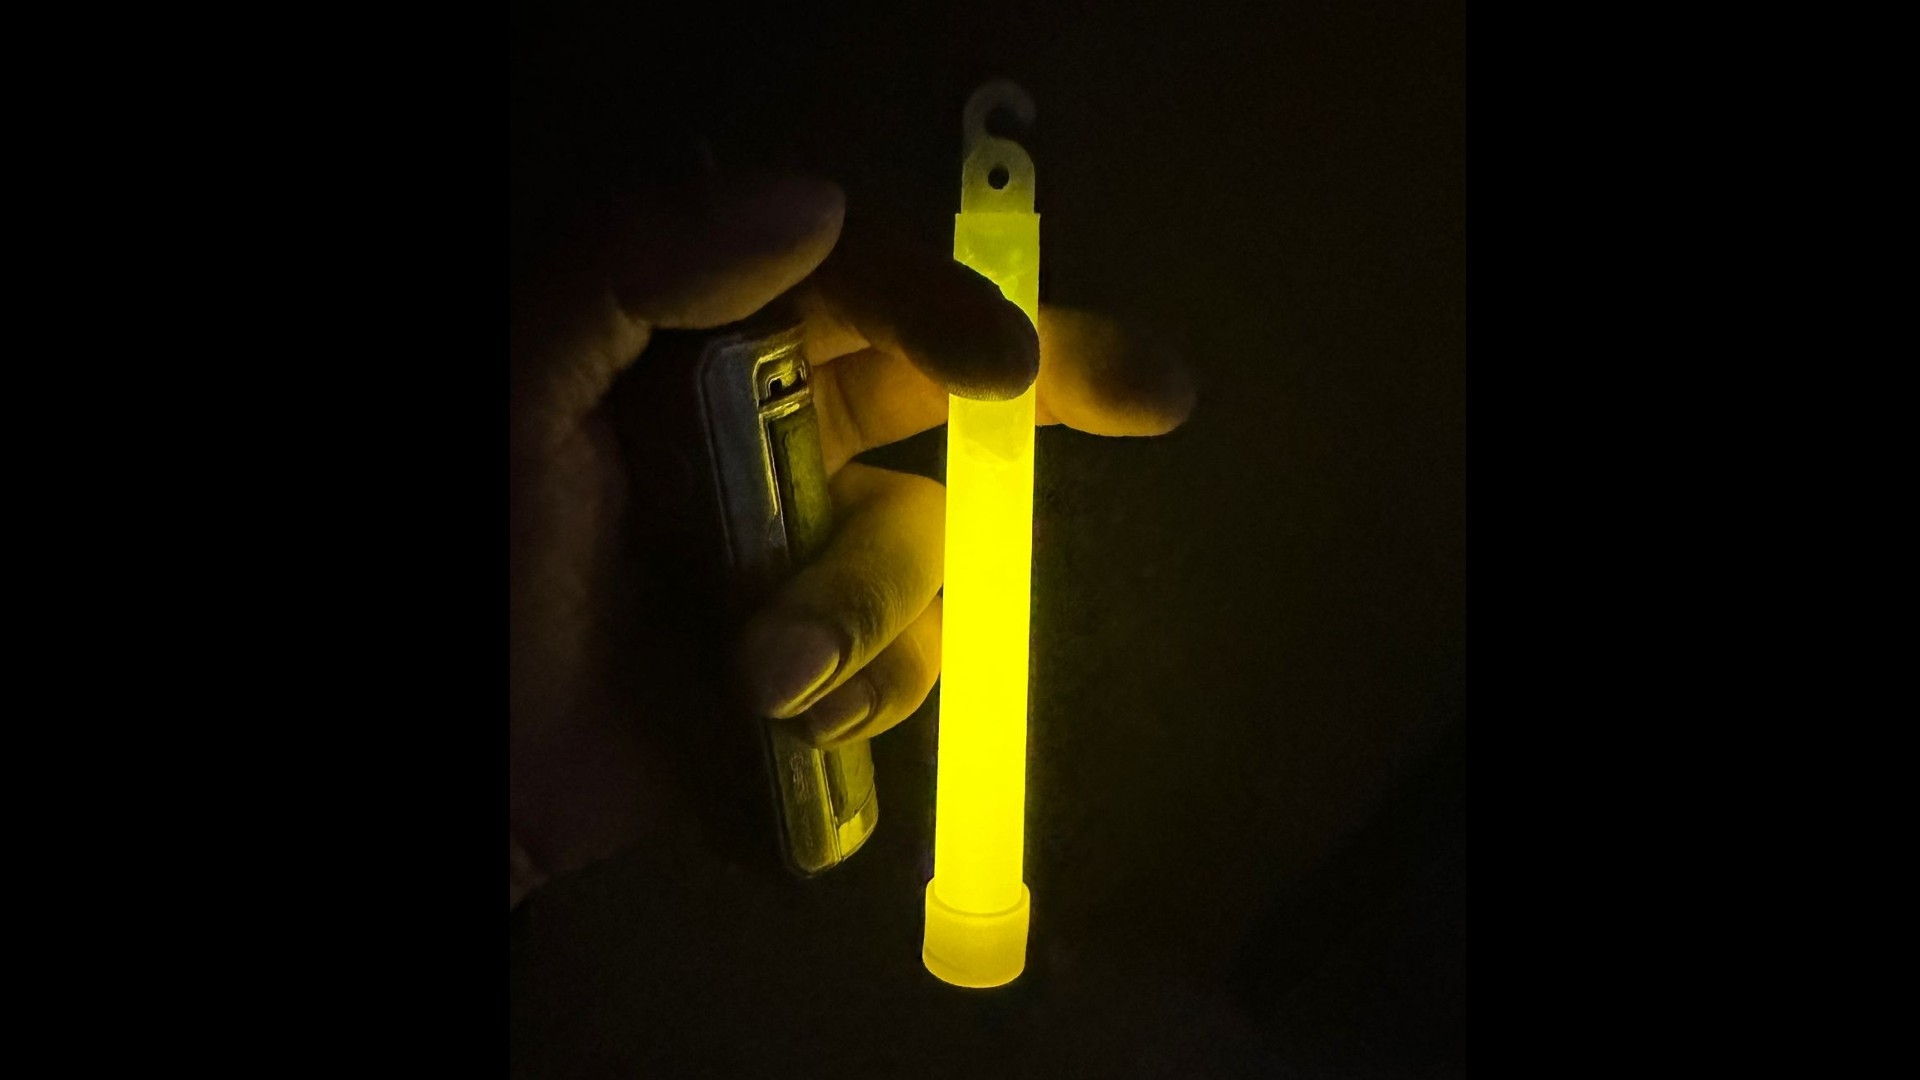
[923,80,1040,989]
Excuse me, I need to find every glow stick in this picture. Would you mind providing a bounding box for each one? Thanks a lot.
[923,80,1040,989]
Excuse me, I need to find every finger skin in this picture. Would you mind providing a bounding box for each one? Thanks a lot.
[1034,306,1195,434]
[810,347,947,472]
[510,175,845,460]
[733,464,945,719]
[608,176,846,331]
[801,594,943,748]
[803,302,1196,467]
[794,233,1039,400]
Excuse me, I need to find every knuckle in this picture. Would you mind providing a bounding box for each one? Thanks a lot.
[828,567,905,656]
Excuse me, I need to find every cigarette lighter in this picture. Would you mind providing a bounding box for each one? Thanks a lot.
[613,303,879,877]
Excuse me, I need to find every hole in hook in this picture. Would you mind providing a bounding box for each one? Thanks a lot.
[988,165,1010,190]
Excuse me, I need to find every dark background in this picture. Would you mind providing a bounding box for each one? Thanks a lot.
[510,0,1464,1075]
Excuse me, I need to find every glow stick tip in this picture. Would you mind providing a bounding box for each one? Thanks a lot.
[922,881,1031,989]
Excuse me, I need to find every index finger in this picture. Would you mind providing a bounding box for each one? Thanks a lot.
[510,175,845,459]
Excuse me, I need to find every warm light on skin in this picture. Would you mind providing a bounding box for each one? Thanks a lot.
[923,82,1040,989]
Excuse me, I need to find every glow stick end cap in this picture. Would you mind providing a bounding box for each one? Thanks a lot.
[922,881,1030,988]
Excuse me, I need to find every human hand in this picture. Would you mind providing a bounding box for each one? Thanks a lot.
[510,175,1192,908]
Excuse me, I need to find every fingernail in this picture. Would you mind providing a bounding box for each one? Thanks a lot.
[804,678,876,747]
[740,619,843,718]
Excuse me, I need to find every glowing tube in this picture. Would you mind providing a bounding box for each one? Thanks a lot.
[923,81,1040,989]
